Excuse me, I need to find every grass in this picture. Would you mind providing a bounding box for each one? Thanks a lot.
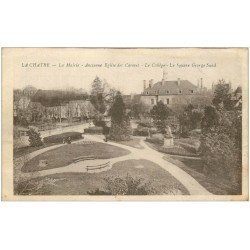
[22,142,130,173]
[112,137,144,149]
[18,159,189,195]
[145,140,197,157]
[14,142,59,159]
[164,155,241,195]
[14,131,84,159]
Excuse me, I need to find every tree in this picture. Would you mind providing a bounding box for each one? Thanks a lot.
[90,93,106,114]
[200,104,242,192]
[212,79,234,110]
[179,104,203,136]
[91,76,104,95]
[130,101,148,119]
[201,132,241,187]
[150,101,172,133]
[109,92,131,141]
[201,105,220,134]
[27,128,43,147]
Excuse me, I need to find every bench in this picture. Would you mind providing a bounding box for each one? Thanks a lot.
[86,162,111,173]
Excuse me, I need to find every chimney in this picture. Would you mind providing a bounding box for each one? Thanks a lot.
[143,80,147,90]
[149,79,154,86]
[162,70,167,83]
[177,78,181,86]
[200,78,203,89]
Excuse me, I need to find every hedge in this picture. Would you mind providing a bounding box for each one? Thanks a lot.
[84,126,103,134]
[145,137,164,145]
[43,132,83,143]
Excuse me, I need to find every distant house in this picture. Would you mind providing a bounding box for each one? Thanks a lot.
[141,75,200,109]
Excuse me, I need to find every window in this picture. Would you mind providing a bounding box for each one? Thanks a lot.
[146,91,149,95]
[155,91,157,94]
[190,90,194,93]
[166,98,170,105]
[179,90,182,94]
[151,99,155,105]
[166,90,170,94]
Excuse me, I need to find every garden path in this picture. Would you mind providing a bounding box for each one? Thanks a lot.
[17,135,212,195]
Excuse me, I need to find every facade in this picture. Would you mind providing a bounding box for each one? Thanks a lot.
[141,76,202,110]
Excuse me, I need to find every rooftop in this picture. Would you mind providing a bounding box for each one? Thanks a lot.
[143,80,197,95]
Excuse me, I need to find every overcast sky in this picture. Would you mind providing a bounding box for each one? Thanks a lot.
[11,48,247,94]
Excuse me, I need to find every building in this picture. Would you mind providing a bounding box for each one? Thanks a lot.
[141,73,203,110]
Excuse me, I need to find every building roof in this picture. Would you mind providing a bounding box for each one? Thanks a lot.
[142,80,197,95]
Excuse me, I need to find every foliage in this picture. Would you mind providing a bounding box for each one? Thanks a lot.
[201,106,220,134]
[200,84,242,190]
[15,177,61,195]
[145,136,164,145]
[150,101,172,133]
[109,92,132,141]
[32,89,88,106]
[212,79,234,110]
[84,126,104,134]
[27,128,43,147]
[43,132,83,143]
[129,102,148,119]
[179,104,203,136]
[200,132,241,186]
[90,77,117,114]
[109,119,132,141]
[87,175,156,195]
[158,146,197,157]
[90,93,106,114]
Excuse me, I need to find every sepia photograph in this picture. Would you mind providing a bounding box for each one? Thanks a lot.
[1,48,248,200]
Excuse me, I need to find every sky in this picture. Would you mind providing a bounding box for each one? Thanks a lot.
[10,48,247,94]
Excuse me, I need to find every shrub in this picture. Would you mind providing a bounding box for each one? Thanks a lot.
[174,141,198,154]
[87,175,156,195]
[109,119,132,141]
[43,132,82,143]
[133,128,149,136]
[84,126,103,134]
[201,132,241,186]
[27,128,43,147]
[138,122,153,128]
[145,137,164,145]
[158,146,197,157]
[93,119,106,128]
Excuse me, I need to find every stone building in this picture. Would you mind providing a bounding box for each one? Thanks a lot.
[141,73,203,110]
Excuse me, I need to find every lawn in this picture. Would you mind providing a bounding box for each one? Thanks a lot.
[17,159,189,195]
[145,140,197,157]
[164,155,241,195]
[22,142,130,173]
[14,131,83,159]
[14,142,59,159]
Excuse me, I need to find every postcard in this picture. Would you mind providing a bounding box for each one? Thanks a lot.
[1,48,248,200]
